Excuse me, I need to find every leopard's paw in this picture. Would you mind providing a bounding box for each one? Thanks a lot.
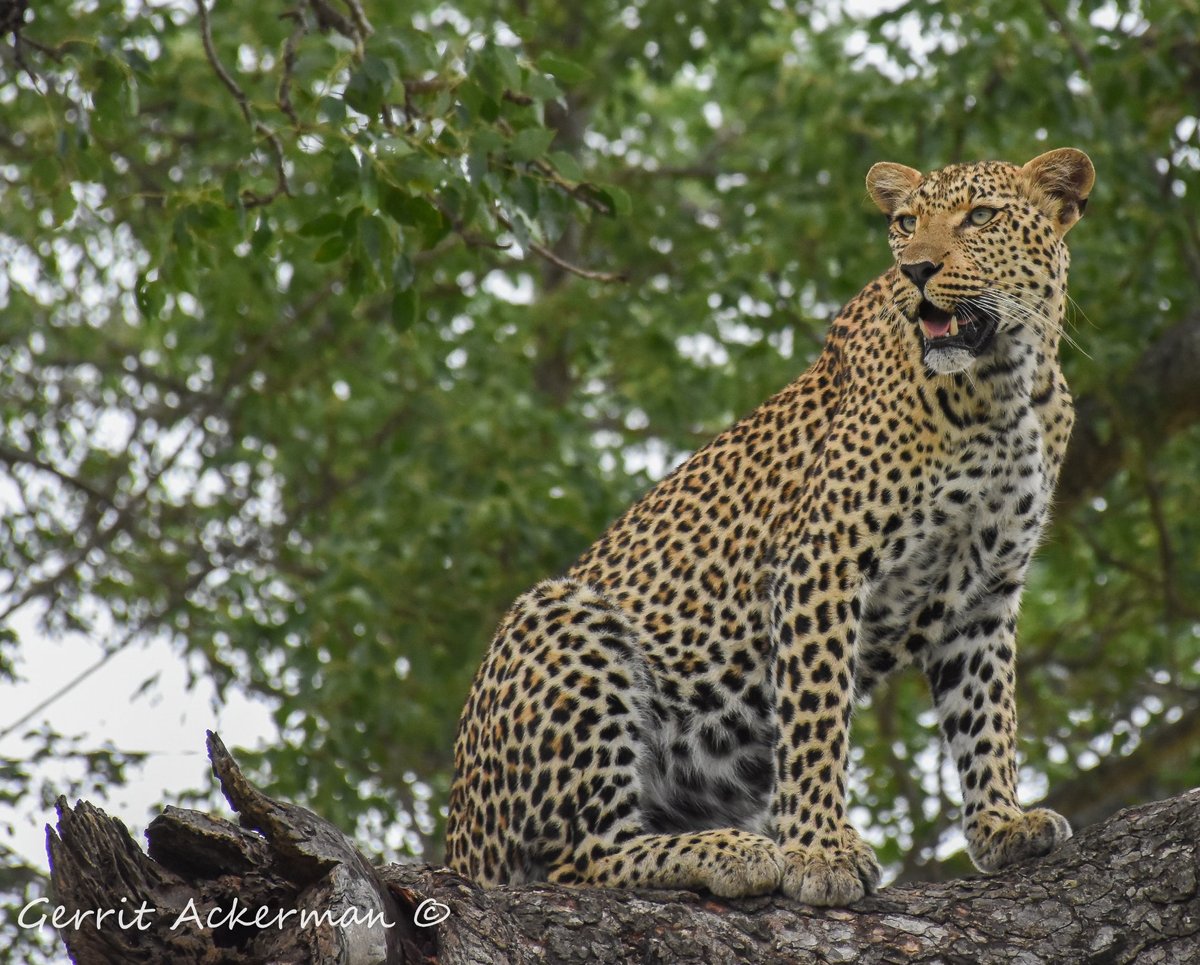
[780,827,881,906]
[703,832,786,898]
[968,806,1072,872]
[571,829,785,898]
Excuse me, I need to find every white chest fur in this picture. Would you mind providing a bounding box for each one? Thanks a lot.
[854,404,1049,689]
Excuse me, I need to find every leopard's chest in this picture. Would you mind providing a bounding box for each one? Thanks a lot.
[855,409,1050,687]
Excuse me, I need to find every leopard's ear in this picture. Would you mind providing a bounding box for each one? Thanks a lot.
[1021,148,1095,235]
[866,162,923,216]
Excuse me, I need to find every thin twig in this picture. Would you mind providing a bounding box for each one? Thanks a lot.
[240,121,291,207]
[0,536,233,742]
[278,9,306,127]
[494,209,626,282]
[0,444,118,511]
[195,0,252,124]
[402,77,447,96]
[493,117,614,216]
[1040,0,1093,72]
[411,230,509,267]
[12,33,65,62]
[306,0,362,52]
[526,235,626,283]
[1142,468,1181,625]
[340,0,372,42]
[0,636,129,741]
[195,0,291,207]
[8,34,46,92]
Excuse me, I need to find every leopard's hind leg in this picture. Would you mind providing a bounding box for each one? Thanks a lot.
[448,578,783,898]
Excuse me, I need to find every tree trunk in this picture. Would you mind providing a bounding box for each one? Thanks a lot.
[44,732,1200,964]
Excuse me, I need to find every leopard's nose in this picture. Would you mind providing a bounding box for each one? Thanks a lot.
[900,261,942,291]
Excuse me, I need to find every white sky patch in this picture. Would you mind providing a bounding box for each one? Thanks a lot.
[1088,1,1149,34]
[623,437,686,481]
[676,332,730,367]
[481,270,534,304]
[833,1,950,82]
[1,605,277,870]
[842,0,908,15]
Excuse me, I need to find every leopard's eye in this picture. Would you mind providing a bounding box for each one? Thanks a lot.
[968,206,998,226]
[895,214,917,234]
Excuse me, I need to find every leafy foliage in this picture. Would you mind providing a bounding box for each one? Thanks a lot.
[2,2,1199,951]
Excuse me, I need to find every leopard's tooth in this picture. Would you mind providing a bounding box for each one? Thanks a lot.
[949,316,959,336]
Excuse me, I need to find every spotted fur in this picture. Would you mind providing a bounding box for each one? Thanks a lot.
[446,149,1094,905]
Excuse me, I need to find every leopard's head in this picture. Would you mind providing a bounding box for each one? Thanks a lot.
[866,149,1094,375]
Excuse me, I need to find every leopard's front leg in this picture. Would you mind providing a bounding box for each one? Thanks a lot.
[769,556,881,906]
[925,586,1072,872]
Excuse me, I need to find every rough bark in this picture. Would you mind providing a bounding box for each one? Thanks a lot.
[43,731,1200,964]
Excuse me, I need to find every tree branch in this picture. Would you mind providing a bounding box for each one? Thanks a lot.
[0,443,117,511]
[497,207,628,283]
[45,732,1200,963]
[195,0,291,207]
[277,8,306,127]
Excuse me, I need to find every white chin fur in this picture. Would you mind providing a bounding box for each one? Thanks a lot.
[923,346,975,375]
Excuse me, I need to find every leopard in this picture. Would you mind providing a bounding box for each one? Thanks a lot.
[445,148,1094,906]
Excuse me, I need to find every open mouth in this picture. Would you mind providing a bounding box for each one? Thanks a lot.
[916,299,999,357]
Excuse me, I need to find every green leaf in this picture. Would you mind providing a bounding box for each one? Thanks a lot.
[342,205,364,241]
[135,275,165,319]
[222,170,242,207]
[537,55,593,85]
[125,75,140,115]
[467,147,489,185]
[331,148,361,195]
[384,30,438,73]
[507,209,532,249]
[471,128,505,154]
[509,127,555,162]
[360,154,379,212]
[51,188,76,225]
[492,45,522,89]
[380,188,450,246]
[320,95,347,124]
[597,184,631,217]
[346,256,366,298]
[392,287,419,331]
[299,213,345,237]
[538,182,569,243]
[362,55,395,88]
[313,234,347,263]
[121,47,152,76]
[509,176,539,219]
[548,151,583,183]
[358,214,387,274]
[345,71,381,118]
[525,71,561,102]
[394,253,415,291]
[251,218,274,254]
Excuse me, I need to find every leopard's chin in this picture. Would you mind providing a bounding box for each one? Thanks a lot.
[923,346,976,375]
